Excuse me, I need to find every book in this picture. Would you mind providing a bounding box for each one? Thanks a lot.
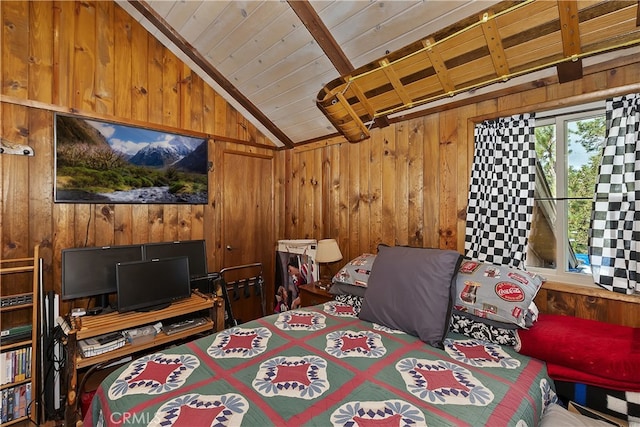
[6,386,13,421]
[0,346,32,385]
[17,384,26,419]
[14,348,25,382]
[13,386,20,419]
[1,389,6,423]
[2,351,12,384]
[0,353,7,385]
[25,383,31,418]
[0,324,32,344]
[0,324,32,338]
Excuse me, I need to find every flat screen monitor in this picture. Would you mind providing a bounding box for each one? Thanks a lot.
[143,240,208,279]
[116,256,192,313]
[61,244,144,309]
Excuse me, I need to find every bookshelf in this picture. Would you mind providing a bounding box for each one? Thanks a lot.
[0,244,40,425]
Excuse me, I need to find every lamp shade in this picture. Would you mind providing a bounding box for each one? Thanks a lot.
[316,239,343,263]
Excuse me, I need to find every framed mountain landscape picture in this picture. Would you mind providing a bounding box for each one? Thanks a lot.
[54,113,209,204]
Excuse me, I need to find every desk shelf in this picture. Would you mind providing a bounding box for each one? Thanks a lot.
[74,294,215,340]
[64,293,224,425]
[75,320,213,369]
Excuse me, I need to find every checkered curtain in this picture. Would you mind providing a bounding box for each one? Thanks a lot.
[589,93,640,294]
[465,113,536,269]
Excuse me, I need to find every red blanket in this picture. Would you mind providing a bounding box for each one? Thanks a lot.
[517,314,640,392]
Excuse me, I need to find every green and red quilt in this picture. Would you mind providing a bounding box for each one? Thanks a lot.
[86,302,555,426]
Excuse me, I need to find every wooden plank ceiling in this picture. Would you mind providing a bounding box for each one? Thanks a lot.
[118,0,640,147]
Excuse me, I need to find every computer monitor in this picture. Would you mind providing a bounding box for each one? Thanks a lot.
[61,244,144,310]
[143,240,208,279]
[116,256,192,313]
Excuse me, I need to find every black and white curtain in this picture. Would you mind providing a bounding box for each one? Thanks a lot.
[465,113,536,269]
[589,93,640,294]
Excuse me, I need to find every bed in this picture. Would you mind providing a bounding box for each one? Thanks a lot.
[84,246,557,426]
[84,301,554,426]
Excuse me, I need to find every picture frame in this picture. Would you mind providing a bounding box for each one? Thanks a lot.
[54,113,209,204]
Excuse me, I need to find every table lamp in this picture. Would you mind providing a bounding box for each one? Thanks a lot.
[315,239,343,289]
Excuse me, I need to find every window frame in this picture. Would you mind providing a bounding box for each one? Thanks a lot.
[526,101,605,287]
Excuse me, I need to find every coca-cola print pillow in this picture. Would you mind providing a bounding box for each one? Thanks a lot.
[330,253,377,297]
[454,260,544,328]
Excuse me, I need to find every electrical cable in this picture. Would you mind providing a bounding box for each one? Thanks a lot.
[38,324,67,422]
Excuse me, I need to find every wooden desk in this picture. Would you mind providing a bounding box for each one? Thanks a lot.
[299,282,334,307]
[64,293,224,425]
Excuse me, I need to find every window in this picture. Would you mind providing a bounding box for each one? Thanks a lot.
[526,103,605,283]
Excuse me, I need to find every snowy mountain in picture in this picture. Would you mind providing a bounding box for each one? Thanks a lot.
[128,136,201,169]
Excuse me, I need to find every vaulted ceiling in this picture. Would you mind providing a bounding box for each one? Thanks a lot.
[117,0,640,148]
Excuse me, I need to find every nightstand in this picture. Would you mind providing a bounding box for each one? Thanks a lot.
[298,282,334,307]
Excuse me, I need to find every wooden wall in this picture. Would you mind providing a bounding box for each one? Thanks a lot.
[0,1,278,315]
[2,1,639,327]
[283,55,640,327]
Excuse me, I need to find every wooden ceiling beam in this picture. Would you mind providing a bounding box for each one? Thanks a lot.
[557,59,584,83]
[374,116,390,128]
[287,0,354,76]
[288,0,377,130]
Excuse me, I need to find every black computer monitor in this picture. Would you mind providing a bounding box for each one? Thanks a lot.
[116,256,191,313]
[143,240,208,279]
[61,244,144,310]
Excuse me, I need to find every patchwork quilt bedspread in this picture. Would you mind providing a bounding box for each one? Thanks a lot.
[86,302,555,426]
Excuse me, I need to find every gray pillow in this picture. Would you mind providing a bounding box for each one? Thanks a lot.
[358,245,463,349]
[329,282,366,297]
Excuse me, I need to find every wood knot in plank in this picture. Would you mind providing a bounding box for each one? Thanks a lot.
[532,79,546,88]
[100,205,113,221]
[438,228,453,237]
